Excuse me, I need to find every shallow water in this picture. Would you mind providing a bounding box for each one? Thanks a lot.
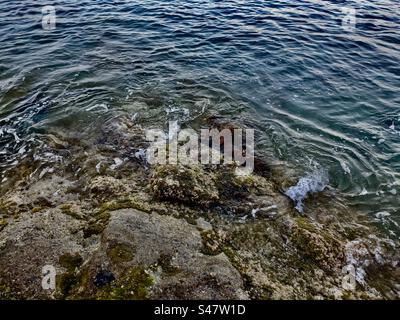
[0,1,399,233]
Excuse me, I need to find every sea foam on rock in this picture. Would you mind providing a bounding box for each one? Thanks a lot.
[284,168,329,213]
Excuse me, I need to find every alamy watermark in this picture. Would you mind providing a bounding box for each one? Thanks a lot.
[42,5,56,31]
[342,264,356,291]
[41,265,56,290]
[341,7,357,32]
[145,121,255,176]
[40,4,356,33]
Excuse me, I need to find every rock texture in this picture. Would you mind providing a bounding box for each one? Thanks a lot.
[0,115,398,300]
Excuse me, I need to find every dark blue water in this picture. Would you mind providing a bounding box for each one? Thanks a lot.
[0,1,399,233]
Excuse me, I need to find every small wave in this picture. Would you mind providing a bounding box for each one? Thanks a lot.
[340,160,351,175]
[165,106,190,117]
[284,167,329,213]
[85,103,109,112]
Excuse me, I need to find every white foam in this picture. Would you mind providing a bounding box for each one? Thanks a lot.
[135,148,147,163]
[284,168,329,213]
[375,211,391,219]
[95,161,102,173]
[165,106,190,117]
[250,208,260,218]
[110,157,123,170]
[39,167,54,179]
[131,113,139,122]
[85,103,109,112]
[340,160,351,175]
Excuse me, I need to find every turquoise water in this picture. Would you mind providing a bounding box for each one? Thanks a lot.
[0,1,399,232]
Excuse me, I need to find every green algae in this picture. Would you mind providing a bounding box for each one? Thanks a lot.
[82,197,154,238]
[57,253,84,297]
[0,161,37,195]
[200,230,223,256]
[31,206,46,213]
[291,218,345,272]
[59,253,83,270]
[59,204,82,220]
[184,215,198,225]
[30,197,53,214]
[157,254,181,276]
[149,164,219,206]
[83,197,154,238]
[57,263,154,300]
[343,225,368,241]
[0,283,12,299]
[57,266,92,299]
[107,243,134,264]
[83,210,111,238]
[99,197,152,214]
[365,264,400,299]
[0,218,7,232]
[57,272,80,297]
[95,267,154,300]
[0,200,18,217]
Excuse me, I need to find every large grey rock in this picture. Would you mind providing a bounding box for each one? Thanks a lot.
[103,209,248,299]
[0,209,92,299]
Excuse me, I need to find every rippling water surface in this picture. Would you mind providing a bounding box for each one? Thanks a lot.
[0,1,399,233]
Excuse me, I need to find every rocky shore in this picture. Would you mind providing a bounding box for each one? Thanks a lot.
[0,114,398,300]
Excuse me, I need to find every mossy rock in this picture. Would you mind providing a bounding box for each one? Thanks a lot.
[59,253,83,270]
[0,218,7,232]
[215,168,259,199]
[31,206,46,213]
[30,197,53,213]
[99,197,152,214]
[107,243,134,264]
[0,200,19,216]
[0,283,13,299]
[156,254,181,276]
[95,267,154,300]
[291,218,345,272]
[56,253,84,297]
[59,204,82,220]
[57,271,80,297]
[88,176,128,200]
[365,263,400,299]
[149,164,219,206]
[83,211,111,238]
[200,230,223,256]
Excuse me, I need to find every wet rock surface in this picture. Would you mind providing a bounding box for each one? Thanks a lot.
[0,115,399,300]
[149,164,219,206]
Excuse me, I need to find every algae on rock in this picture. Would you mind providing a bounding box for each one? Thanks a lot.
[95,267,154,300]
[149,164,219,206]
